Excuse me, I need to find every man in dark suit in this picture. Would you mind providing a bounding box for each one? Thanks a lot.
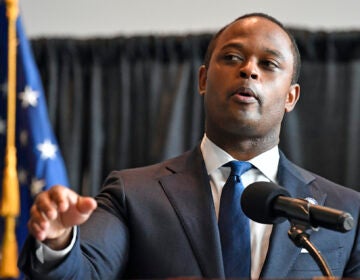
[19,13,360,279]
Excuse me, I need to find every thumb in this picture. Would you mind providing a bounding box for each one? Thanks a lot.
[60,196,97,228]
[76,196,97,215]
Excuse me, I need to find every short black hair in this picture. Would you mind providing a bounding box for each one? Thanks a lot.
[203,13,301,84]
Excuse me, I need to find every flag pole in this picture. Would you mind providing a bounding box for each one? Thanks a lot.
[0,0,20,277]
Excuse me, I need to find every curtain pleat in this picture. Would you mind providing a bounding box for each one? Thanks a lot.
[30,30,360,196]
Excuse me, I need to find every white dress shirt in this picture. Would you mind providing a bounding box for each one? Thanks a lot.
[200,134,279,279]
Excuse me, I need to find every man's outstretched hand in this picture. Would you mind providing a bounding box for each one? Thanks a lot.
[28,185,97,250]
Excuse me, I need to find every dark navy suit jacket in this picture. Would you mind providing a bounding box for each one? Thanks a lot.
[19,146,360,279]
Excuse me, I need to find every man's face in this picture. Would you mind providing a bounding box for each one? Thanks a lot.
[199,16,300,143]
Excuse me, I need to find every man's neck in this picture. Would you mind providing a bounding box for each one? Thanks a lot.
[206,131,279,161]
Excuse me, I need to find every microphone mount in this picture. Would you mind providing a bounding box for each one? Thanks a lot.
[287,223,333,277]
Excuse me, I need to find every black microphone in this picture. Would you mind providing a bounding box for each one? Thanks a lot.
[241,181,354,233]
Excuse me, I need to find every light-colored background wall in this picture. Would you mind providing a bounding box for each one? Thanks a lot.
[21,0,360,38]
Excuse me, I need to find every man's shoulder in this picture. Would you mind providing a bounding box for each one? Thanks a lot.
[279,152,360,203]
[286,157,360,204]
[103,147,202,185]
[294,161,355,188]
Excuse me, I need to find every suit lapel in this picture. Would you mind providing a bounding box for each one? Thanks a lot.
[261,152,327,278]
[159,147,224,278]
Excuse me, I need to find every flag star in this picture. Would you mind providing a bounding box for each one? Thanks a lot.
[18,168,29,185]
[37,139,58,159]
[19,130,29,146]
[0,117,6,135]
[30,178,46,196]
[19,86,39,108]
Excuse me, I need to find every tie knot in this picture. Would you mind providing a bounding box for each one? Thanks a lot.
[224,160,252,177]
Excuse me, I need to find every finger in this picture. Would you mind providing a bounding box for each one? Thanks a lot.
[30,205,50,230]
[34,194,58,221]
[30,208,54,239]
[28,222,45,241]
[48,186,77,212]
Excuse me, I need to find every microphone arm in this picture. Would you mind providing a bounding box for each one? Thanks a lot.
[274,196,354,233]
[288,224,333,277]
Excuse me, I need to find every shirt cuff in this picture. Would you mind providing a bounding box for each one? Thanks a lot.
[35,226,77,264]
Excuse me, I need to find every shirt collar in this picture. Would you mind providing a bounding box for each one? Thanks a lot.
[200,134,279,182]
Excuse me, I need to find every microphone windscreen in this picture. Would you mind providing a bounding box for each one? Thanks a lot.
[241,181,290,224]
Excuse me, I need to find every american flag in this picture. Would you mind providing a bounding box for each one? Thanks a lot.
[0,1,69,276]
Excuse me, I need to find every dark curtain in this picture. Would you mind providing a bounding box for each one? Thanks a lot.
[281,30,360,191]
[30,29,360,196]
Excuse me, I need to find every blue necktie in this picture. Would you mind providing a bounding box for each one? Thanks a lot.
[218,160,252,278]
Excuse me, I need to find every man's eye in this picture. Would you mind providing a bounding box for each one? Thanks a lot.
[262,60,279,69]
[224,54,243,61]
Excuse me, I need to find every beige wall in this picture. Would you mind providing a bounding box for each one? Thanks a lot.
[21,0,360,38]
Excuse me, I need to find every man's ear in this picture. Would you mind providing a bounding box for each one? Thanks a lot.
[285,83,300,113]
[198,65,207,96]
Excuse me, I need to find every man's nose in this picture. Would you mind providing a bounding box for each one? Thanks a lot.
[239,60,258,80]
